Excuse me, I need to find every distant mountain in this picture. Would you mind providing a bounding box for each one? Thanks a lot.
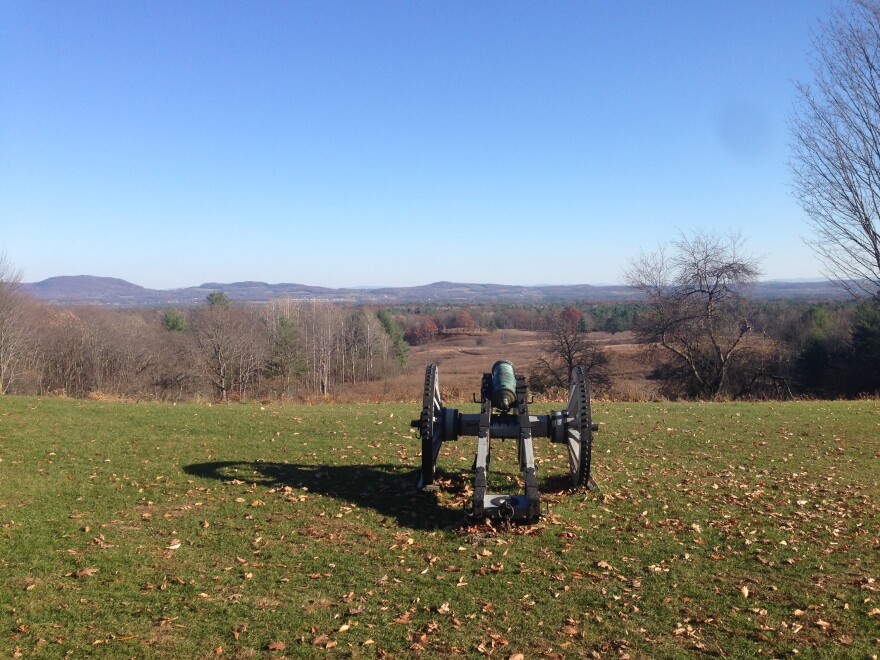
[25,276,170,305]
[23,276,360,306]
[22,275,854,306]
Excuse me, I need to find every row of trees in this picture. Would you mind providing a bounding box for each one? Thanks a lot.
[2,240,878,403]
[399,303,635,342]
[0,265,407,401]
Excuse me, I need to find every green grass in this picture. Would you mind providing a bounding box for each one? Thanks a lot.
[1,397,879,658]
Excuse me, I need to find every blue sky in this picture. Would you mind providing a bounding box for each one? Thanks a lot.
[1,1,834,289]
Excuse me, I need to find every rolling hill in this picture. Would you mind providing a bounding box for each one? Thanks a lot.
[22,275,853,306]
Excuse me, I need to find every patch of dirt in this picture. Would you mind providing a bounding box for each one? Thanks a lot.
[333,330,662,404]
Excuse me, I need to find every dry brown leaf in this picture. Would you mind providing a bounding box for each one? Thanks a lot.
[392,611,412,624]
[266,641,286,651]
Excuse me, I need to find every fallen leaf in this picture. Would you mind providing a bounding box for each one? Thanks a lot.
[266,641,286,651]
[392,612,412,625]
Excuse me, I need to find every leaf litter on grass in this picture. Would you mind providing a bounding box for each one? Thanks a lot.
[0,397,878,657]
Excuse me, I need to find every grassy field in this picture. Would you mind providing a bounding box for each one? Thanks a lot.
[1,397,878,658]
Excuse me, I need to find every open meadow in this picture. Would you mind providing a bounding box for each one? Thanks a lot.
[1,396,878,658]
[334,329,658,404]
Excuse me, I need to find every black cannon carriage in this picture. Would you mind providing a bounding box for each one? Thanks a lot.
[412,360,598,521]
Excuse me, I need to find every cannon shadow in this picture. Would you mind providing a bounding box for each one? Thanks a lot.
[182,460,470,530]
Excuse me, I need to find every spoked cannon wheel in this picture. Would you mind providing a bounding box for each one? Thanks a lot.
[419,364,443,488]
[566,366,594,488]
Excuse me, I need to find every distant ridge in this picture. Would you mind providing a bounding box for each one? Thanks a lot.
[26,276,162,303]
[22,275,852,306]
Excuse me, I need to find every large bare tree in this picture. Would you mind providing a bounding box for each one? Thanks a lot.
[790,0,880,299]
[625,231,761,399]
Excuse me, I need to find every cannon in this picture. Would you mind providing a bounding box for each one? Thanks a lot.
[412,360,598,521]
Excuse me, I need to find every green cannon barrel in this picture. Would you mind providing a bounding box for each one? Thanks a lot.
[491,360,517,411]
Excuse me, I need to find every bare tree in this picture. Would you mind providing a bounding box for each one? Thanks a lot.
[152,320,199,400]
[293,301,343,396]
[625,231,761,399]
[190,301,269,401]
[0,254,31,394]
[790,0,880,299]
[37,309,90,397]
[264,298,304,397]
[532,306,610,392]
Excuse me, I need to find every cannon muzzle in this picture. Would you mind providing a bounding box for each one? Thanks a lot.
[490,360,517,411]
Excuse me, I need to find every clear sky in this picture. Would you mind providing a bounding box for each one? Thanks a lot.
[1,0,835,289]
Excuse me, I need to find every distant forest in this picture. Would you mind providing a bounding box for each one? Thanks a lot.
[1,286,879,402]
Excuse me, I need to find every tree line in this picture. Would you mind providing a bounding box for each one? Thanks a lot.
[0,269,408,401]
[2,250,878,402]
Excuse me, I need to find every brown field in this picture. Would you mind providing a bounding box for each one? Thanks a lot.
[333,329,661,404]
